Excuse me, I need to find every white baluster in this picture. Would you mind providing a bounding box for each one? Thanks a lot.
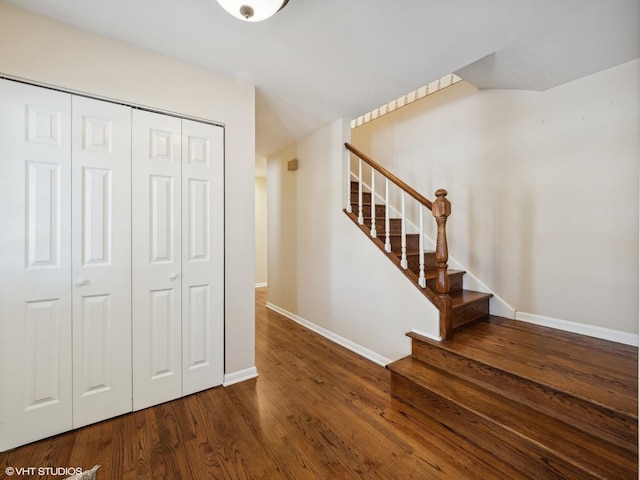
[370,169,376,237]
[345,152,352,213]
[384,178,391,253]
[418,205,426,287]
[357,158,364,224]
[400,191,408,269]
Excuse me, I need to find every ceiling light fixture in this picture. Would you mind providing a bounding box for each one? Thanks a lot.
[217,0,289,22]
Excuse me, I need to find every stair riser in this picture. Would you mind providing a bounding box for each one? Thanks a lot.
[426,271,463,292]
[350,191,372,203]
[359,217,403,234]
[410,338,638,452]
[452,299,490,328]
[389,234,420,254]
[407,251,436,268]
[403,258,464,292]
[390,374,599,480]
[351,203,386,219]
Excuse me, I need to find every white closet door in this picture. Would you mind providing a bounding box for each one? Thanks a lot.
[181,120,224,395]
[132,109,183,410]
[71,96,132,427]
[0,80,73,451]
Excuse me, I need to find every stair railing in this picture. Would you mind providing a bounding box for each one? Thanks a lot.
[345,143,454,339]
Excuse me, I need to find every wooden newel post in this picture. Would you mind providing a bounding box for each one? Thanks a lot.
[432,189,451,295]
[432,189,453,340]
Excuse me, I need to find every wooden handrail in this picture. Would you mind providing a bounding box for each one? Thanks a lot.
[345,143,433,210]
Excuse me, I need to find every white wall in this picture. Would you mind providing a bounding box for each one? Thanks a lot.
[352,59,639,340]
[267,144,299,309]
[267,120,440,364]
[0,1,257,377]
[255,176,268,286]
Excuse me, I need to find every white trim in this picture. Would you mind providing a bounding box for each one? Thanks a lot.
[223,367,258,386]
[516,311,639,347]
[0,74,225,127]
[460,269,515,319]
[266,302,392,367]
[255,282,268,288]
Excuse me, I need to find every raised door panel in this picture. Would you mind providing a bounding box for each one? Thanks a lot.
[0,80,73,452]
[71,96,132,427]
[132,109,182,411]
[181,120,224,395]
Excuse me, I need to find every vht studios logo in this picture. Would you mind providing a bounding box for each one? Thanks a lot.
[5,466,84,476]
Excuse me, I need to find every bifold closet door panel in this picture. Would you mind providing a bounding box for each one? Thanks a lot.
[71,96,132,427]
[0,80,73,451]
[181,120,224,395]
[132,109,183,411]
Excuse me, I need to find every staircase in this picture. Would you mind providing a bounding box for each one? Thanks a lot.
[387,320,638,479]
[344,143,638,478]
[345,143,498,339]
[344,172,493,338]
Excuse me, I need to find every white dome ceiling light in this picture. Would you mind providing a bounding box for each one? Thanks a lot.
[217,0,289,22]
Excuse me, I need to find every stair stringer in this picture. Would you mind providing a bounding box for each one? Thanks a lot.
[350,173,516,319]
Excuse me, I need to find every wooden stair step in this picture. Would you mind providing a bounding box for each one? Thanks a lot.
[387,233,420,253]
[420,268,465,292]
[388,356,638,479]
[406,250,436,265]
[450,290,492,328]
[407,329,638,452]
[350,190,372,202]
[406,252,438,276]
[420,317,639,418]
[359,217,403,233]
[350,202,386,218]
[387,392,535,480]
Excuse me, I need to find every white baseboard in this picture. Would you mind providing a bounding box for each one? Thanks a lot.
[266,302,392,367]
[223,366,258,387]
[516,311,639,347]
[255,282,268,288]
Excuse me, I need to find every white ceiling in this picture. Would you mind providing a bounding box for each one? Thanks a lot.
[7,0,639,157]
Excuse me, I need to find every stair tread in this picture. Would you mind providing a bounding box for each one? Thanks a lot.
[408,317,638,418]
[389,356,638,478]
[387,231,419,237]
[403,249,429,256]
[450,290,493,308]
[422,268,465,278]
[406,250,435,256]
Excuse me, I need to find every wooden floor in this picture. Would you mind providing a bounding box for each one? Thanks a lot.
[0,289,636,479]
